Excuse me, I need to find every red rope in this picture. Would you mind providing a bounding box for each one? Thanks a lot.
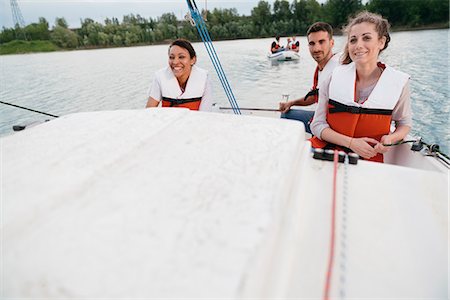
[324,150,339,300]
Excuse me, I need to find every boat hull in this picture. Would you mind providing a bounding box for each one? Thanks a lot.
[268,50,300,61]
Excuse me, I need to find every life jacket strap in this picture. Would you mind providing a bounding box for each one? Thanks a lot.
[162,97,202,107]
[304,88,319,101]
[328,99,392,115]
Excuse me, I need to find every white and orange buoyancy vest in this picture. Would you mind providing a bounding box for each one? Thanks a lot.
[158,65,208,110]
[306,54,340,103]
[311,62,410,162]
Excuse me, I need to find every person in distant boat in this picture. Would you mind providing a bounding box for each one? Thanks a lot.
[290,36,300,52]
[279,22,340,134]
[146,38,213,111]
[310,11,412,163]
[271,35,285,53]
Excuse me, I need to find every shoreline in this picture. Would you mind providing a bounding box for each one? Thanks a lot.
[1,23,448,56]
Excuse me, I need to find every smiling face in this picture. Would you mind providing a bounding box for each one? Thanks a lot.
[307,30,334,67]
[168,45,196,80]
[348,22,386,66]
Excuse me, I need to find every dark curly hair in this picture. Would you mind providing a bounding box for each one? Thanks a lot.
[169,38,196,59]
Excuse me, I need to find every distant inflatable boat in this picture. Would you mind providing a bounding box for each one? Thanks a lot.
[268,50,300,61]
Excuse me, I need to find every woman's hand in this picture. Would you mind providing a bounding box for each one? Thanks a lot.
[349,137,379,159]
[374,135,394,154]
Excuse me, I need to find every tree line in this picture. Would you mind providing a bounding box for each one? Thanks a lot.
[1,0,448,49]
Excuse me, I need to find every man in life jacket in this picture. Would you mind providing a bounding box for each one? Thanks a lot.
[271,35,285,54]
[146,39,213,111]
[279,22,340,134]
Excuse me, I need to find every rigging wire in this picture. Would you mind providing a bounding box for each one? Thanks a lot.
[185,0,241,114]
[323,150,339,300]
[339,154,349,299]
[382,139,416,146]
[187,3,240,114]
[0,100,59,118]
[383,138,450,166]
[219,107,279,112]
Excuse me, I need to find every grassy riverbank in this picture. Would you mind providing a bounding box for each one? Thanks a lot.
[0,40,59,55]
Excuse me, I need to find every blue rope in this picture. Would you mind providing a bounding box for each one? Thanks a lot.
[187,3,240,114]
[186,0,241,114]
[195,18,239,114]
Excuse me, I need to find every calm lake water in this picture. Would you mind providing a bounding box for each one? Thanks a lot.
[1,29,449,153]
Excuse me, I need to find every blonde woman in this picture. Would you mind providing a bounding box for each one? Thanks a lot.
[311,11,412,162]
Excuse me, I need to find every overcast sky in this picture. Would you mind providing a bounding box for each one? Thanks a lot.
[0,0,290,28]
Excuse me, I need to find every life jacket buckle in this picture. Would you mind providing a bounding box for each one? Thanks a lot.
[349,106,362,114]
[312,149,359,165]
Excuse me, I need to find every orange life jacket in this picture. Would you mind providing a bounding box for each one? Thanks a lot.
[310,62,410,163]
[307,53,339,103]
[310,100,393,162]
[306,66,320,103]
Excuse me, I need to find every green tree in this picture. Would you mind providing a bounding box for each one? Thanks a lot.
[323,0,363,28]
[158,13,178,26]
[272,19,294,36]
[291,0,322,34]
[24,18,50,40]
[50,26,78,48]
[237,19,254,38]
[178,20,199,41]
[0,27,16,44]
[366,0,410,26]
[273,0,293,23]
[79,21,104,46]
[367,0,449,27]
[98,32,109,46]
[13,24,27,40]
[125,31,139,45]
[419,0,449,24]
[78,18,94,42]
[210,24,228,39]
[251,1,272,36]
[122,14,137,25]
[155,13,178,40]
[55,17,69,29]
[208,8,240,27]
[153,28,163,41]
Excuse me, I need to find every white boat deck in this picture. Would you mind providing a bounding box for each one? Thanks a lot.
[1,108,448,298]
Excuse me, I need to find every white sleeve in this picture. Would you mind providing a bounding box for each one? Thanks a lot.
[199,75,214,112]
[310,75,332,138]
[392,80,413,127]
[147,74,162,102]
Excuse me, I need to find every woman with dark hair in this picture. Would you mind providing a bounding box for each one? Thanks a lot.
[146,39,213,111]
[310,11,412,162]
